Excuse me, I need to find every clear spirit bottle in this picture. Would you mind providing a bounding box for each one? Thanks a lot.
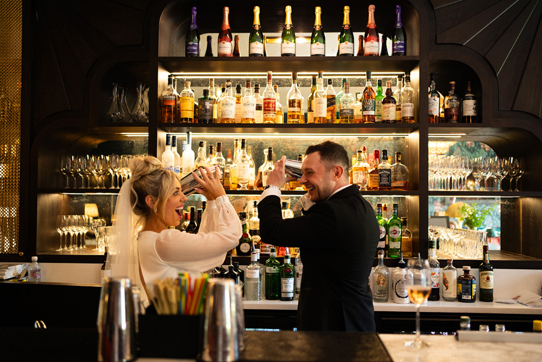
[339,82,354,123]
[287,72,304,123]
[391,254,410,304]
[391,152,409,190]
[373,251,389,302]
[387,204,402,258]
[194,141,208,169]
[393,76,403,122]
[241,80,256,123]
[254,84,264,124]
[262,147,274,187]
[237,139,250,190]
[400,217,412,258]
[352,147,370,190]
[172,135,181,178]
[401,75,415,123]
[211,142,226,185]
[280,254,295,301]
[335,78,346,120]
[220,81,235,123]
[442,259,457,301]
[247,145,256,189]
[161,134,174,172]
[245,252,261,301]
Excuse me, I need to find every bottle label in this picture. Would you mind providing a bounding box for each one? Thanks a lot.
[31,269,41,280]
[173,166,181,176]
[186,42,199,56]
[180,97,194,118]
[462,99,477,116]
[311,43,325,55]
[389,226,402,240]
[378,226,386,240]
[221,100,235,119]
[266,266,279,274]
[287,99,302,113]
[281,277,294,297]
[442,270,456,298]
[392,41,405,54]
[239,242,251,253]
[238,163,249,179]
[362,99,375,115]
[199,99,213,121]
[391,180,407,189]
[382,104,396,121]
[250,42,264,55]
[480,271,493,289]
[263,98,276,118]
[164,164,174,171]
[307,111,314,123]
[364,40,379,55]
[326,96,336,109]
[379,168,392,187]
[459,279,476,300]
[375,274,387,299]
[162,95,176,106]
[339,42,354,55]
[353,169,367,187]
[314,98,327,117]
[428,97,439,116]
[431,268,440,288]
[340,108,354,118]
[375,99,383,122]
[246,269,259,278]
[281,42,295,55]
[241,100,256,119]
[402,103,414,118]
[255,102,263,123]
[218,41,232,56]
[354,105,362,118]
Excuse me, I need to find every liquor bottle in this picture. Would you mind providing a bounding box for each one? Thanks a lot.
[324,79,336,123]
[400,217,412,257]
[294,252,303,300]
[216,83,225,122]
[225,264,239,284]
[444,81,460,123]
[254,84,264,124]
[212,142,226,184]
[27,256,41,282]
[335,78,346,121]
[394,76,403,121]
[462,81,477,123]
[428,73,440,123]
[339,82,354,123]
[237,139,250,190]
[101,248,111,283]
[382,81,396,123]
[353,93,362,123]
[362,71,376,123]
[356,35,364,56]
[479,245,494,302]
[263,71,276,123]
[234,84,242,123]
[401,75,415,122]
[339,6,354,56]
[387,204,402,258]
[247,145,256,189]
[457,266,476,303]
[186,207,198,233]
[195,141,208,169]
[307,75,317,123]
[172,136,181,178]
[391,254,410,304]
[376,204,387,253]
[223,149,233,190]
[392,5,406,56]
[233,261,245,293]
[180,212,190,231]
[428,241,440,301]
[186,7,200,57]
[262,147,274,187]
[375,79,384,123]
[373,251,389,302]
[197,89,211,124]
[233,35,240,57]
[364,5,379,56]
[162,134,174,171]
[236,212,253,256]
[442,259,457,301]
[208,144,214,166]
[368,149,380,190]
[352,148,369,190]
[378,149,392,190]
[220,82,235,123]
[249,200,261,248]
[273,85,284,124]
[280,254,295,301]
[231,139,239,190]
[314,72,327,123]
[218,7,232,57]
[281,6,296,57]
[181,132,195,177]
[194,208,203,234]
[310,7,325,56]
[281,201,294,219]
[245,252,261,301]
[287,72,304,123]
[265,247,281,300]
[249,6,264,57]
[161,75,178,123]
[391,152,409,190]
[204,35,213,57]
[241,80,256,123]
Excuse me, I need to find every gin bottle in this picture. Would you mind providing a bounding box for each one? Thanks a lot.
[280,254,295,301]
[245,252,261,301]
[294,253,303,300]
[373,251,389,302]
[391,254,410,304]
[457,266,476,303]
[442,259,457,301]
[265,247,281,300]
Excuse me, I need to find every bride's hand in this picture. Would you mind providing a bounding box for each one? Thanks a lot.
[192,166,226,201]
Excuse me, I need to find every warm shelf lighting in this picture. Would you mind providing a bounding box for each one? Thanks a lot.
[171,72,406,78]
[172,133,411,139]
[428,134,467,138]
[84,203,100,218]
[120,133,148,137]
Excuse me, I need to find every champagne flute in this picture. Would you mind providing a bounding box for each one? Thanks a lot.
[405,258,431,348]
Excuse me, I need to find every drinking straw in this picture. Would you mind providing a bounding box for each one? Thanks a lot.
[196,275,209,315]
[190,277,204,315]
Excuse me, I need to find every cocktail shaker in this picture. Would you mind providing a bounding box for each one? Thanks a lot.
[201,278,239,361]
[97,277,137,362]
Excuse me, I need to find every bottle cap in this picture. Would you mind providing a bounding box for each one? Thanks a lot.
[463,266,471,270]
[31,256,38,262]
[534,320,542,332]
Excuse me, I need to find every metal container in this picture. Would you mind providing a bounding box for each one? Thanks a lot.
[97,277,137,362]
[201,278,239,361]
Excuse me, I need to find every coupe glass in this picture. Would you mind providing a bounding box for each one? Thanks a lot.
[405,258,432,348]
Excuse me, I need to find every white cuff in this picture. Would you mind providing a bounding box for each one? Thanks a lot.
[259,185,282,202]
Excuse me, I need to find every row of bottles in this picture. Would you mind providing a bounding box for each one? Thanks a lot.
[375,203,412,258]
[428,74,478,123]
[161,72,417,124]
[186,5,407,58]
[351,148,410,191]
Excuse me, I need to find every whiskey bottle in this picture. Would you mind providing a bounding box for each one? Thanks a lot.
[382,81,396,123]
[375,79,384,123]
[378,149,392,190]
[274,85,283,124]
[393,76,403,122]
[314,72,327,123]
[307,75,317,123]
[428,73,440,123]
[263,71,276,123]
[249,6,264,57]
[254,84,264,124]
[362,71,376,123]
[310,7,325,56]
[236,212,253,256]
[339,6,354,56]
[287,72,304,123]
[462,81,477,123]
[281,6,296,56]
[353,92,362,123]
[223,149,233,190]
[237,139,250,190]
[352,147,370,190]
[391,152,409,190]
[247,145,256,189]
[364,5,379,56]
[265,247,281,300]
[262,147,274,187]
[479,245,494,302]
[376,203,388,254]
[400,217,412,257]
[280,254,295,301]
[161,75,178,123]
[387,204,402,258]
[444,81,460,123]
[457,266,476,303]
[339,82,354,123]
[241,80,256,123]
[218,7,233,57]
[324,79,336,123]
[368,149,380,190]
[219,81,235,123]
[234,84,242,123]
[335,79,346,121]
[442,259,457,301]
[401,75,415,123]
[373,251,389,302]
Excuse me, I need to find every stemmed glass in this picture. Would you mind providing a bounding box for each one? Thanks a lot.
[110,154,120,189]
[471,158,484,191]
[460,157,472,191]
[100,155,111,188]
[512,157,524,192]
[76,156,86,189]
[505,157,517,192]
[56,215,67,251]
[60,156,72,188]
[405,258,432,348]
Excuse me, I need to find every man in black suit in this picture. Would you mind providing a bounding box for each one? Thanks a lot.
[258,141,379,332]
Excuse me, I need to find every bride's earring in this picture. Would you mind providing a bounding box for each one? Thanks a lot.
[154,208,157,213]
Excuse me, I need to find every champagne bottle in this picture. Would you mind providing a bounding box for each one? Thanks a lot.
[186,7,200,57]
[281,6,296,57]
[218,7,232,57]
[364,5,379,56]
[310,7,325,56]
[249,6,264,57]
[339,6,354,56]
[392,5,406,56]
[233,35,240,57]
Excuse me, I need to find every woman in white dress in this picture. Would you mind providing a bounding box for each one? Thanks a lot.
[109,156,241,306]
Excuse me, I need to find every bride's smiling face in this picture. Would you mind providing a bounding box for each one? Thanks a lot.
[161,178,187,227]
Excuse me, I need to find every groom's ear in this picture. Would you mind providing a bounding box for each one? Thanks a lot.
[145,195,156,209]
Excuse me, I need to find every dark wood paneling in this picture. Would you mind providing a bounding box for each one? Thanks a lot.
[520,198,542,259]
[433,0,507,35]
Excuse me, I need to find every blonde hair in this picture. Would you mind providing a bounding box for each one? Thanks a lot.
[129,156,178,226]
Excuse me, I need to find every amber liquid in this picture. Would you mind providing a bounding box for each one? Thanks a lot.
[362,86,376,123]
[408,285,431,305]
[287,99,303,123]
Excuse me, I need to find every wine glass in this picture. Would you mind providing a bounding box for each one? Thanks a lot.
[60,156,71,188]
[505,157,516,192]
[513,157,524,192]
[405,258,432,348]
[110,154,120,189]
[56,215,66,251]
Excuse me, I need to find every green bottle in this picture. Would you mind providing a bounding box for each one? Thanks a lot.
[387,204,402,258]
[265,247,281,299]
[280,254,295,301]
[310,7,325,56]
[375,79,384,123]
[281,6,296,57]
[339,6,354,56]
[249,6,264,57]
[236,212,252,256]
[335,78,346,120]
[376,203,388,255]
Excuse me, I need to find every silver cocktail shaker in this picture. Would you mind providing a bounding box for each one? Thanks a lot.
[97,277,137,362]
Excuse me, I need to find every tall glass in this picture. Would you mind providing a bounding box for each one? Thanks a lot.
[405,258,431,348]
